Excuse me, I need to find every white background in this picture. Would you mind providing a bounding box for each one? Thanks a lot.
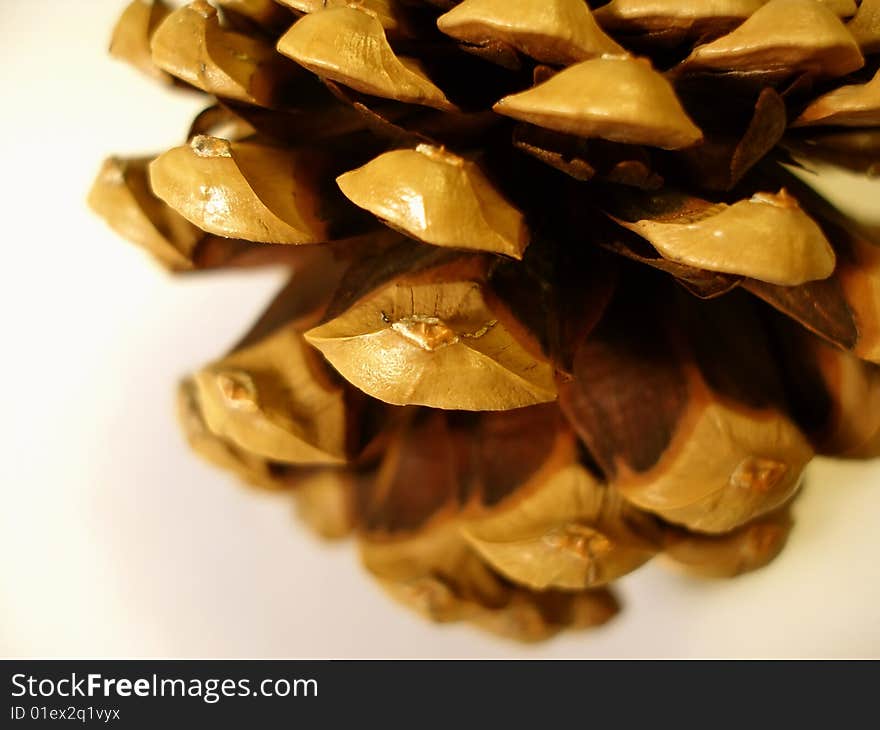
[1,0,879,657]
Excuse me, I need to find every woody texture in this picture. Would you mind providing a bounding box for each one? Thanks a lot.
[91,0,880,641]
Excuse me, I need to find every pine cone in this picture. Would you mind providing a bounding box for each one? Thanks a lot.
[90,0,880,642]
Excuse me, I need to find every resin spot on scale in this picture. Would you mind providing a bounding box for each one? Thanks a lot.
[729,456,790,494]
[214,370,260,411]
[388,315,456,352]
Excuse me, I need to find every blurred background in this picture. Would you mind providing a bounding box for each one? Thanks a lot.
[1,0,879,658]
